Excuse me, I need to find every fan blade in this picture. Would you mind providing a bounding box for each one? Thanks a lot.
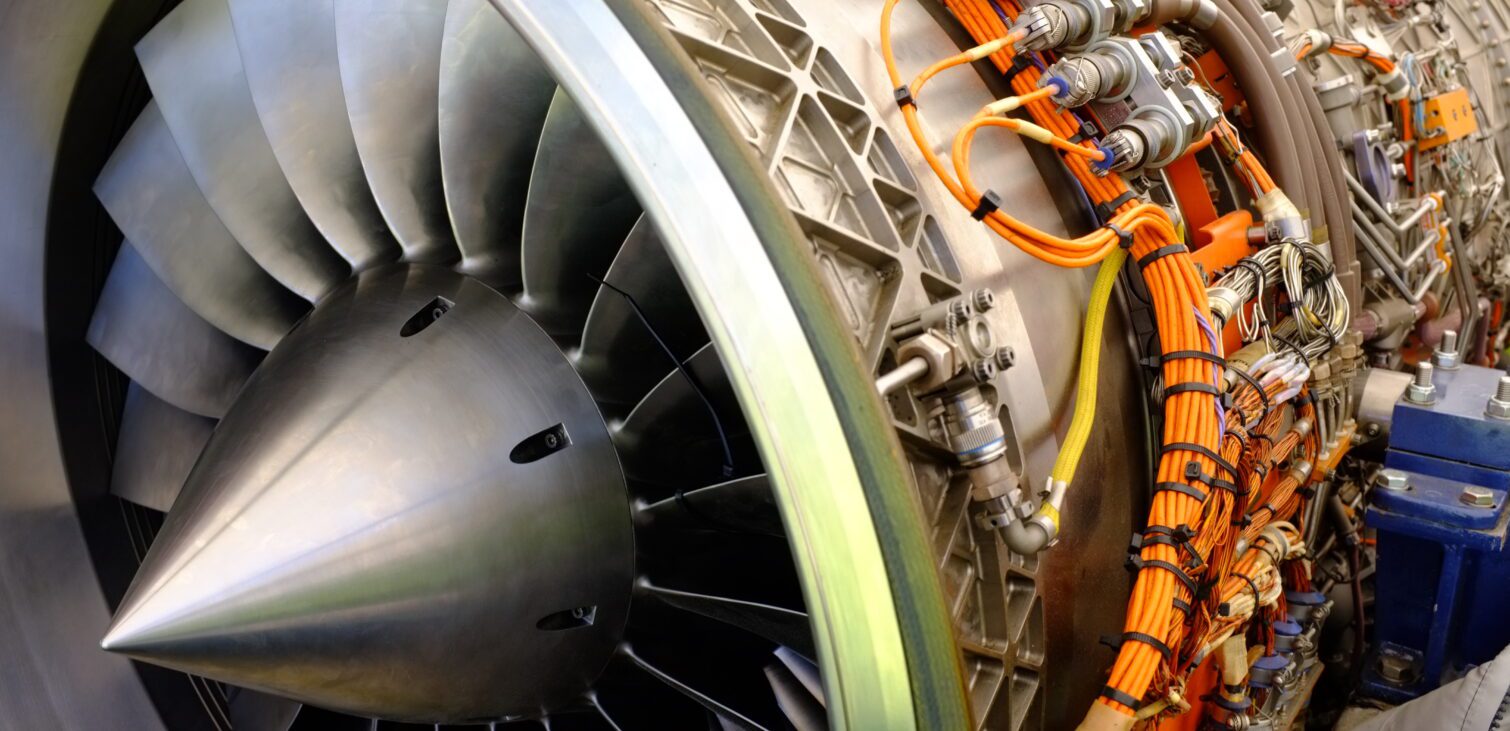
[136,0,349,301]
[335,0,458,264]
[634,474,781,536]
[87,244,262,419]
[638,582,813,660]
[226,686,302,731]
[773,646,825,708]
[227,0,400,272]
[623,648,772,731]
[763,660,826,731]
[613,344,750,486]
[576,216,708,410]
[109,383,215,512]
[439,0,555,289]
[520,90,641,337]
[94,102,306,350]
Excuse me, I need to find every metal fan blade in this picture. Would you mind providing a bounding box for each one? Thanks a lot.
[335,0,458,264]
[576,215,708,410]
[519,90,641,337]
[226,686,302,731]
[439,0,554,289]
[613,343,748,485]
[109,383,215,511]
[637,582,813,660]
[773,646,825,708]
[87,244,262,419]
[763,659,826,731]
[95,102,306,350]
[136,0,349,302]
[227,0,400,272]
[634,474,781,536]
[623,648,772,731]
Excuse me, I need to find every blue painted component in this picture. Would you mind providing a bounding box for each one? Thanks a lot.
[1366,364,1510,702]
[1273,619,1301,637]
[1389,364,1510,475]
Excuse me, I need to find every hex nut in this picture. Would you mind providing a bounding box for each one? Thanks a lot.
[1376,469,1410,491]
[1461,486,1496,508]
[1488,398,1510,420]
[897,332,956,393]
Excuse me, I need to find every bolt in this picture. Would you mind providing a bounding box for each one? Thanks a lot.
[1376,468,1410,491]
[972,288,996,313]
[1489,376,1510,420]
[1378,654,1417,684]
[970,358,997,384]
[1434,330,1461,369]
[1407,362,1437,404]
[948,299,974,321]
[1462,486,1496,507]
[994,346,1016,371]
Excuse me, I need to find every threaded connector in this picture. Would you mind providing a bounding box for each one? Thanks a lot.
[1406,361,1437,404]
[1488,376,1510,420]
[1433,329,1460,369]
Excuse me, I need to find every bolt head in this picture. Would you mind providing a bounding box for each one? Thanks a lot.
[972,288,996,313]
[1488,398,1510,420]
[994,346,1016,370]
[1376,469,1410,491]
[1406,381,1437,404]
[1461,486,1496,507]
[1378,653,1418,684]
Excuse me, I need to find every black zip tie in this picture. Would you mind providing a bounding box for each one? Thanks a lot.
[971,190,1002,221]
[1172,597,1192,616]
[1127,555,1200,595]
[1008,54,1035,77]
[1147,525,1203,568]
[1137,243,1189,269]
[1101,686,1143,710]
[1100,632,1174,661]
[894,85,915,109]
[1166,442,1237,476]
[590,274,735,478]
[1294,391,1313,409]
[1164,382,1221,399]
[1155,481,1207,502]
[1163,350,1227,367]
[1105,222,1135,249]
[1228,366,1270,418]
[1235,570,1263,606]
[1096,190,1139,222]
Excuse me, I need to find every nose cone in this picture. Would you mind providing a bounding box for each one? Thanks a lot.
[101,265,634,723]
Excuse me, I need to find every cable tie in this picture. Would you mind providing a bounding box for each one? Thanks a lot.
[1154,481,1207,502]
[1095,191,1139,223]
[1165,442,1237,477]
[1127,555,1199,594]
[1162,350,1226,367]
[1172,597,1193,616]
[1164,382,1221,399]
[1137,243,1189,270]
[1101,686,1143,711]
[971,189,1003,221]
[1104,222,1135,249]
[1229,366,1271,418]
[1236,570,1263,606]
[1008,54,1035,77]
[894,84,916,109]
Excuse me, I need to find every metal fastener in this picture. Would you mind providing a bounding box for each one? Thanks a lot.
[1378,654,1418,684]
[1406,362,1437,404]
[1461,486,1496,508]
[1488,377,1510,420]
[972,288,996,313]
[1433,330,1460,369]
[994,346,1016,371]
[1376,469,1410,491]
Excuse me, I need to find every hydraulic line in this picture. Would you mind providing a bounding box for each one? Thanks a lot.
[1050,247,1129,487]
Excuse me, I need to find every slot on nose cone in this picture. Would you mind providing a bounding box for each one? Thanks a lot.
[101,265,634,723]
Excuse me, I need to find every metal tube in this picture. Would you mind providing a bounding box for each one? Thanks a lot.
[1354,218,1419,302]
[1353,202,1407,269]
[1412,260,1447,302]
[1401,230,1441,268]
[1346,172,1439,237]
[876,356,929,396]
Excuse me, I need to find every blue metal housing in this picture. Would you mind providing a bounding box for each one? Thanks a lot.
[1364,363,1510,703]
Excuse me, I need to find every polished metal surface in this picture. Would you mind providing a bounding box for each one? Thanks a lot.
[439,0,555,288]
[102,265,634,722]
[336,0,459,264]
[519,89,642,337]
[95,102,307,350]
[612,342,742,485]
[0,0,165,724]
[576,215,708,412]
[638,582,812,658]
[87,243,263,419]
[109,384,215,512]
[228,0,401,271]
[136,0,349,302]
[635,473,781,536]
[492,2,961,726]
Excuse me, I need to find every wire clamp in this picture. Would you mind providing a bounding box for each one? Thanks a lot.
[894,84,916,109]
[971,189,1003,221]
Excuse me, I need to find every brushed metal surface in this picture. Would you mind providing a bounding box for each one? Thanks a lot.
[102,265,634,722]
[576,215,708,412]
[519,89,643,337]
[336,0,459,264]
[95,101,307,350]
[0,0,164,724]
[109,383,215,512]
[137,0,349,302]
[439,0,556,288]
[228,0,401,272]
[87,243,263,419]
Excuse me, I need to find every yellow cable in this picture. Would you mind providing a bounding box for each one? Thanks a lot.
[1050,246,1127,485]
